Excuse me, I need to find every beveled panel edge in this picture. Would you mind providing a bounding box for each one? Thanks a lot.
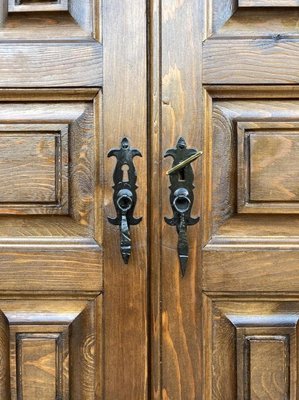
[0,88,100,101]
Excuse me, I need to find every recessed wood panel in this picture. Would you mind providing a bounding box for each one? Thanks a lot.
[210,101,299,244]
[243,336,289,400]
[203,298,297,400]
[0,134,57,202]
[250,133,299,202]
[0,125,69,215]
[237,123,299,213]
[16,333,62,400]
[0,297,102,399]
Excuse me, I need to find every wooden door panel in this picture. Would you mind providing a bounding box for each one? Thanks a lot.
[0,296,101,399]
[203,297,298,399]
[0,93,102,293]
[0,0,107,393]
[150,1,299,398]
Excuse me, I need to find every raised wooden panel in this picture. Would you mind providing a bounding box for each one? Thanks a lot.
[241,335,289,399]
[0,124,68,215]
[203,297,298,400]
[0,297,102,399]
[250,134,299,201]
[8,0,68,12]
[0,93,103,293]
[208,98,299,242]
[0,101,96,226]
[15,333,65,400]
[237,122,299,213]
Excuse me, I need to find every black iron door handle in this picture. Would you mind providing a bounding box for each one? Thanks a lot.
[107,138,142,264]
[164,137,201,277]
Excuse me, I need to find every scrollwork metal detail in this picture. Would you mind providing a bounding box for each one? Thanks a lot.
[164,137,201,277]
[108,138,142,264]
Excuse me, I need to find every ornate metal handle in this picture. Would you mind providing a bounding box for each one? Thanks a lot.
[164,137,201,277]
[107,138,142,264]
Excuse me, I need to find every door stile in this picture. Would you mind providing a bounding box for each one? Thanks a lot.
[102,1,149,398]
[149,0,204,398]
[148,0,162,398]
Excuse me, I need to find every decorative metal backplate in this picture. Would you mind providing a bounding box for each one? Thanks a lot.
[108,138,142,264]
[164,137,200,277]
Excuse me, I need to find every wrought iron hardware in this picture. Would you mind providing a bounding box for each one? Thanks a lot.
[164,137,201,277]
[107,138,142,264]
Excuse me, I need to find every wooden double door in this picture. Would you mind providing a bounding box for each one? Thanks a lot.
[1,0,299,399]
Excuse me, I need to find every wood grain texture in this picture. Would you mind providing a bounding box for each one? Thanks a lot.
[250,133,299,201]
[0,216,90,239]
[103,0,148,398]
[203,248,299,292]
[0,312,10,398]
[70,104,95,228]
[0,126,69,215]
[209,99,299,238]
[203,40,299,84]
[16,334,61,400]
[159,0,202,398]
[245,337,289,399]
[149,0,162,398]
[0,3,103,398]
[0,12,89,40]
[237,123,299,213]
[0,134,57,202]
[215,9,299,38]
[2,296,102,399]
[0,43,102,87]
[0,245,102,291]
[212,214,299,248]
[203,297,298,399]
[0,101,97,229]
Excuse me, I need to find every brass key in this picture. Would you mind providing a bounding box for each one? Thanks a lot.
[166,150,203,175]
